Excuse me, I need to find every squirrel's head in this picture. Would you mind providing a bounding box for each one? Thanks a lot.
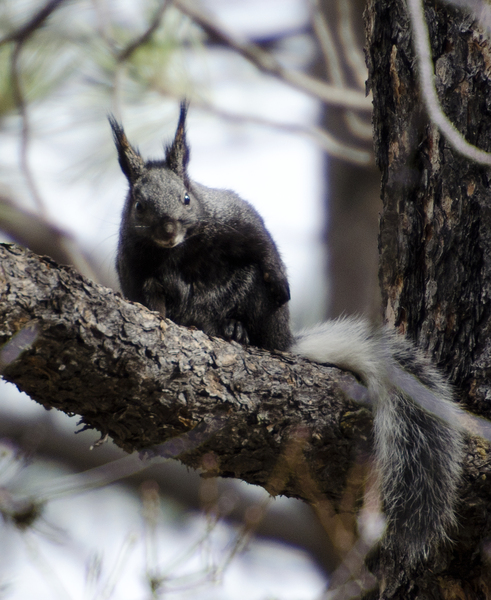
[110,102,202,248]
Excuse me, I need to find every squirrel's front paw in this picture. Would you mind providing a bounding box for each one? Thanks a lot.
[263,272,291,306]
[223,320,250,345]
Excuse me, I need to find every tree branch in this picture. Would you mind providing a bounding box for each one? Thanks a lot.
[0,196,109,285]
[0,0,66,46]
[173,0,371,112]
[408,0,491,165]
[1,243,490,562]
[0,243,369,505]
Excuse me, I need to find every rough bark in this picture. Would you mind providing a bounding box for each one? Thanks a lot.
[367,0,491,411]
[1,243,491,597]
[365,0,491,597]
[0,243,370,506]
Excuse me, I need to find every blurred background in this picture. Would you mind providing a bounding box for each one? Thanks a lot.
[0,0,381,598]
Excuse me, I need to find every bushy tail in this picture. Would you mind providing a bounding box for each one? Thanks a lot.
[292,317,465,565]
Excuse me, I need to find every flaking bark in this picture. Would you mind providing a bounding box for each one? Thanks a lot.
[366,0,491,416]
[365,0,491,596]
[1,243,491,598]
[0,243,367,504]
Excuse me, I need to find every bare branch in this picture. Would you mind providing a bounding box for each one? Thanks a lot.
[0,0,66,46]
[109,0,171,120]
[0,243,490,529]
[309,0,372,144]
[336,0,368,90]
[344,111,373,141]
[7,35,105,282]
[116,0,171,63]
[192,100,372,165]
[172,0,371,112]
[310,0,345,87]
[9,43,47,216]
[408,0,491,165]
[0,195,107,284]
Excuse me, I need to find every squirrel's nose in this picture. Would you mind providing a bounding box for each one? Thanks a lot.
[152,219,183,248]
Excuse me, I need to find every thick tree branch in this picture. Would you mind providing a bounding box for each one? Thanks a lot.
[0,196,110,286]
[0,243,370,505]
[1,243,491,578]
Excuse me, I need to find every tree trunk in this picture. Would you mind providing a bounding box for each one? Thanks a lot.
[366,0,491,597]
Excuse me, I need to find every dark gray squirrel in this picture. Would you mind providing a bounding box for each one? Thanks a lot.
[110,102,292,352]
[111,103,464,571]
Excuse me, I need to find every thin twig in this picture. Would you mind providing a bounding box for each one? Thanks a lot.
[10,40,103,280]
[408,0,491,165]
[10,43,47,216]
[210,104,372,164]
[310,0,345,86]
[0,0,66,46]
[9,43,102,282]
[344,111,373,141]
[117,0,170,62]
[91,0,118,53]
[310,0,372,142]
[95,534,138,600]
[160,96,372,164]
[109,0,171,121]
[23,534,75,600]
[172,0,371,111]
[336,0,368,90]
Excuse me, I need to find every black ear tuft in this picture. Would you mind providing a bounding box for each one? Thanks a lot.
[108,115,145,182]
[164,101,190,186]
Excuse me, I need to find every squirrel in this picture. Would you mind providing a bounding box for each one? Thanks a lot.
[111,103,465,570]
[110,102,292,352]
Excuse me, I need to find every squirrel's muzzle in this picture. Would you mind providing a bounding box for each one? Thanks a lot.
[151,219,186,248]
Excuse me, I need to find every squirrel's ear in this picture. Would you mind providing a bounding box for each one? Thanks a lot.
[108,116,145,182]
[165,101,190,185]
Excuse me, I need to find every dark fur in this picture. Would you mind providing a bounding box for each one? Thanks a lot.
[111,103,292,351]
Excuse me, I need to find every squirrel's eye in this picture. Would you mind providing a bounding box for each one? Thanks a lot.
[183,193,190,206]
[134,201,144,214]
